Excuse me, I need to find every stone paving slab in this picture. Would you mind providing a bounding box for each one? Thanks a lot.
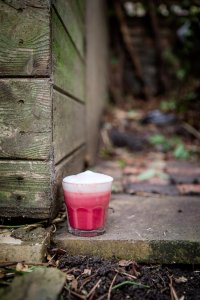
[0,227,50,263]
[54,194,200,264]
[125,183,179,195]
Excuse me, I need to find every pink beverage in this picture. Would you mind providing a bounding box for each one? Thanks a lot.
[64,191,111,230]
[62,171,113,237]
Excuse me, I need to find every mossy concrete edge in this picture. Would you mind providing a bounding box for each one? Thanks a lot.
[54,238,200,264]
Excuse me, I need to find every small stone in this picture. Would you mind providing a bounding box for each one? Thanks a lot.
[174,276,188,283]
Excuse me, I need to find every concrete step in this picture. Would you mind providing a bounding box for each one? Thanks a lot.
[53,194,200,264]
[0,227,50,263]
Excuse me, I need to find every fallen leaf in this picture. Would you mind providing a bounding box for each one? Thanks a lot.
[138,169,156,181]
[56,260,60,266]
[174,276,188,283]
[71,279,78,291]
[118,260,133,267]
[47,254,52,261]
[66,274,75,281]
[82,268,92,276]
[0,270,5,279]
[16,262,29,272]
[81,289,88,295]
[50,248,66,255]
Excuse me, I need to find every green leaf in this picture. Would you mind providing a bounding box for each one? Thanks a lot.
[149,134,167,145]
[117,159,126,168]
[173,144,190,159]
[160,100,176,111]
[149,134,171,151]
[184,91,197,101]
[112,280,150,290]
[156,171,169,180]
[138,169,156,181]
[176,68,187,81]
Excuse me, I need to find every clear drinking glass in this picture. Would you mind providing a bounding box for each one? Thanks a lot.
[62,171,113,237]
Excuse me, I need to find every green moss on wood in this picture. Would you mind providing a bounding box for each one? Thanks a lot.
[53,0,84,57]
[52,9,85,102]
[0,0,50,76]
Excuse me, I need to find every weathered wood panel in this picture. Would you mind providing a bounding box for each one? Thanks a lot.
[86,0,108,165]
[53,0,84,58]
[55,145,85,205]
[0,0,50,76]
[0,160,54,219]
[0,79,52,160]
[76,0,85,22]
[53,90,85,164]
[52,9,85,102]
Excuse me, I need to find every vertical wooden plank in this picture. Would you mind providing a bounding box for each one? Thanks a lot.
[0,79,52,160]
[53,90,85,164]
[53,0,84,57]
[52,9,85,101]
[86,0,109,164]
[0,0,50,76]
[76,0,85,22]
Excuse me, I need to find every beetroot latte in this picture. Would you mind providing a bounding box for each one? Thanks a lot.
[62,171,113,237]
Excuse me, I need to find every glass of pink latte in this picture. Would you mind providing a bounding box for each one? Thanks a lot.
[62,170,113,237]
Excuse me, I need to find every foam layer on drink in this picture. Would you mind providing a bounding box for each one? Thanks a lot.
[63,170,113,193]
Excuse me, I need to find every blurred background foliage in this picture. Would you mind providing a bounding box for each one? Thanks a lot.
[103,1,200,161]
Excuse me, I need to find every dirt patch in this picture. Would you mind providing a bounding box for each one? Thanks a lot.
[53,253,200,299]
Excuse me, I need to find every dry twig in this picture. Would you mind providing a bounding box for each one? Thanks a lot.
[78,274,96,293]
[64,285,86,300]
[107,273,118,300]
[182,122,200,141]
[86,279,101,299]
[114,268,137,280]
[169,275,179,300]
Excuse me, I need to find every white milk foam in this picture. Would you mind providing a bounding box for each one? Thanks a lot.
[62,170,113,193]
[63,170,113,184]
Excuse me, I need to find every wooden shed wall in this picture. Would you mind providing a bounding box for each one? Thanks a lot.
[52,0,86,178]
[0,0,108,220]
[0,0,86,219]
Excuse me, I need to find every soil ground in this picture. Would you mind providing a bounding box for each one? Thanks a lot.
[56,253,200,300]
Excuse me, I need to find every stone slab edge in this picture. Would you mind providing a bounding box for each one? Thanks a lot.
[0,231,50,263]
[54,237,200,264]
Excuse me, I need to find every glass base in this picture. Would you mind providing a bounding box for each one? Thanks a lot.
[68,226,105,237]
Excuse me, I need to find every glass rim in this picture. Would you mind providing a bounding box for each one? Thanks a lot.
[62,177,113,184]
